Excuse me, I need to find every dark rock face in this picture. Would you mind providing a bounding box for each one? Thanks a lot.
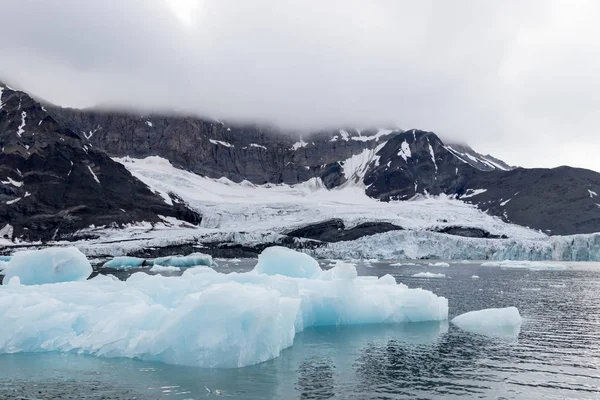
[287,219,403,242]
[364,130,600,235]
[46,106,397,187]
[433,226,507,239]
[0,83,201,241]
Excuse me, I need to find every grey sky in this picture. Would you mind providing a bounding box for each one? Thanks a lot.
[1,0,599,171]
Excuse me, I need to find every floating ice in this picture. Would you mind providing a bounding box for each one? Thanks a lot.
[471,275,480,279]
[412,272,445,278]
[149,265,180,273]
[152,252,213,268]
[390,262,417,266]
[254,246,321,278]
[1,247,92,285]
[428,262,450,267]
[103,256,145,269]
[481,260,568,271]
[0,247,448,368]
[451,307,522,337]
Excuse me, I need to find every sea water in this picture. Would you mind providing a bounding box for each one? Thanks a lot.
[1,260,599,399]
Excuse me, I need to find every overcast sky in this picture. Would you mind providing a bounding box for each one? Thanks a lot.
[1,0,599,171]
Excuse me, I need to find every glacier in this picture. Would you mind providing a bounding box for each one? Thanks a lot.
[0,247,448,368]
[2,247,92,285]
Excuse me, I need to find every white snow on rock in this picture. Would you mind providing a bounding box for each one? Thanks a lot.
[209,139,234,148]
[87,166,100,185]
[351,128,394,142]
[461,189,487,199]
[1,177,23,187]
[145,121,153,127]
[290,139,308,150]
[427,139,438,173]
[481,260,568,271]
[152,252,213,268]
[588,189,598,198]
[249,143,267,150]
[2,247,92,285]
[451,307,522,337]
[103,256,145,269]
[5,198,21,205]
[398,139,412,162]
[254,246,321,279]
[17,111,26,137]
[0,247,448,368]
[338,130,350,141]
[412,272,445,278]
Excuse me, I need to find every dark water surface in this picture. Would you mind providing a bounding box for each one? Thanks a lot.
[1,260,600,399]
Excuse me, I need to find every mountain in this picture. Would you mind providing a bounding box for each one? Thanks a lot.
[44,104,600,236]
[0,82,200,241]
[1,81,599,246]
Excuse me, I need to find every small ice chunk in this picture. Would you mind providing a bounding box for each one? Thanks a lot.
[412,272,445,278]
[320,261,358,280]
[152,252,213,268]
[254,246,321,279]
[390,262,417,267]
[452,307,522,337]
[378,274,397,285]
[471,275,480,279]
[428,262,450,267]
[481,260,567,271]
[2,247,92,285]
[150,265,181,273]
[103,256,145,269]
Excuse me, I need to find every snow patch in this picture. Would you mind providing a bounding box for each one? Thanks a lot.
[249,143,267,150]
[588,189,598,198]
[209,139,234,148]
[17,111,26,137]
[461,189,487,199]
[87,166,100,185]
[145,121,153,127]
[398,139,412,162]
[290,139,308,150]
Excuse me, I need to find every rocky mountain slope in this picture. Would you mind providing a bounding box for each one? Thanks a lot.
[1,82,598,241]
[0,82,200,241]
[45,103,600,236]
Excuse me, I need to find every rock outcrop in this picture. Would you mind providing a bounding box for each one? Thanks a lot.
[0,82,201,241]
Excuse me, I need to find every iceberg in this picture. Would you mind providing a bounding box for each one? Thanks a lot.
[481,260,568,271]
[451,307,522,337]
[152,252,213,268]
[1,247,92,285]
[254,246,321,278]
[149,265,180,273]
[428,262,450,267]
[0,247,448,368]
[412,272,445,278]
[103,256,146,269]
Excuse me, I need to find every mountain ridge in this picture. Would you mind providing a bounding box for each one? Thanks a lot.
[2,81,600,238]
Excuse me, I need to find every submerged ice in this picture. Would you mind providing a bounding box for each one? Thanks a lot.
[0,246,448,368]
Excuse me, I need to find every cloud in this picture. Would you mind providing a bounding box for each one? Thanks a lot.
[1,0,599,171]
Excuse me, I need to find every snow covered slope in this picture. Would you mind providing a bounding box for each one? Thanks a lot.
[115,156,542,239]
